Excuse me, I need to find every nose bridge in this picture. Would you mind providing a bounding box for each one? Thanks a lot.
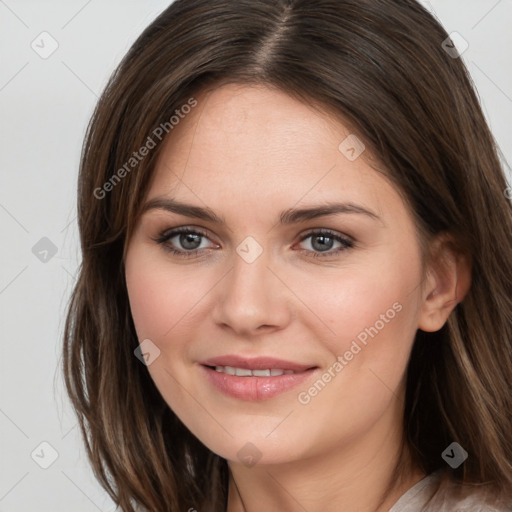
[213,242,290,334]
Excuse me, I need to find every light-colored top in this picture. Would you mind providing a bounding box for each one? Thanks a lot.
[389,470,512,511]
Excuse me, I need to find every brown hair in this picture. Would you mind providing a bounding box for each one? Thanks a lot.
[62,0,512,510]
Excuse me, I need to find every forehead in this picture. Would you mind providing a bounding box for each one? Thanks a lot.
[146,83,401,221]
[160,83,345,166]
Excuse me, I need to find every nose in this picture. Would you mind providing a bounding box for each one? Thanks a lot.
[211,248,292,337]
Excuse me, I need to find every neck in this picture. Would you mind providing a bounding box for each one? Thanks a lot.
[226,402,425,512]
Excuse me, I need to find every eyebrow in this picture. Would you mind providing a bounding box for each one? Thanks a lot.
[141,197,380,224]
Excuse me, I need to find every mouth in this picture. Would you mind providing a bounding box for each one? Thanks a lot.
[199,355,318,401]
[206,365,296,376]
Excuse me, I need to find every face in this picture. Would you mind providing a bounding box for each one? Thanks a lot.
[124,83,427,466]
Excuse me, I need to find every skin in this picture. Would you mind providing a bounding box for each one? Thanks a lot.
[124,83,471,512]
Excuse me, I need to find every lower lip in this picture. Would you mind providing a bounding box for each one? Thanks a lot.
[200,365,317,401]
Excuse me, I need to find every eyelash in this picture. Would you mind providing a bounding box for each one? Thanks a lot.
[153,226,354,259]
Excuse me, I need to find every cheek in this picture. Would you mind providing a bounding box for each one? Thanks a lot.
[299,258,420,352]
[124,246,206,343]
[125,267,171,340]
[295,250,422,412]
[289,260,420,444]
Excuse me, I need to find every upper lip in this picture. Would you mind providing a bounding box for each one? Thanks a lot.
[200,355,316,372]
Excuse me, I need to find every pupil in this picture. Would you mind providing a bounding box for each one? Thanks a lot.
[181,233,201,250]
[312,235,333,252]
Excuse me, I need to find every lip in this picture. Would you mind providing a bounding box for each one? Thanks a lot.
[199,355,315,372]
[199,355,318,401]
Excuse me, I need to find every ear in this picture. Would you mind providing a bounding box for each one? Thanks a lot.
[417,234,472,333]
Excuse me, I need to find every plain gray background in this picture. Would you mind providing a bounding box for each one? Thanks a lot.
[1,1,511,510]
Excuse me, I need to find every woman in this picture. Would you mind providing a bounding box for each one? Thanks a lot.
[62,0,512,510]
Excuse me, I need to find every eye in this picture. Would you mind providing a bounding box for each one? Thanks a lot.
[153,227,354,260]
[296,229,354,258]
[153,227,218,258]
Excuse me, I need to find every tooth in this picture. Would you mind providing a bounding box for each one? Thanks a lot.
[224,366,236,375]
[235,368,253,377]
[211,366,297,376]
[252,369,271,377]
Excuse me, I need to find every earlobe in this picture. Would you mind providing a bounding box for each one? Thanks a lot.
[418,236,472,333]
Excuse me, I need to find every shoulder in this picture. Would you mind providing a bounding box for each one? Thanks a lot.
[431,473,512,512]
[429,477,512,511]
[391,470,512,512]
